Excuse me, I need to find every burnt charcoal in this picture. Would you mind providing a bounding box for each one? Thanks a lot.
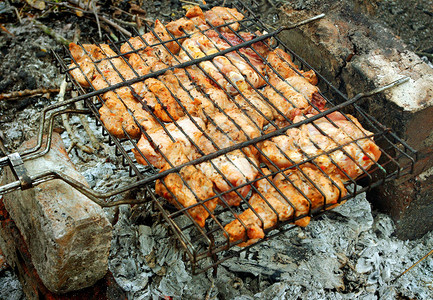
[0,2,15,23]
[17,71,36,90]
[0,78,12,93]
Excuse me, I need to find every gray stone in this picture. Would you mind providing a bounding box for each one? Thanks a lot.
[0,133,112,293]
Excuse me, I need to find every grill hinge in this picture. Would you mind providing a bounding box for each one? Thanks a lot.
[7,153,33,190]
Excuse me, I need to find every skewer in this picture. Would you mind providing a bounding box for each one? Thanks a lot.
[392,248,433,282]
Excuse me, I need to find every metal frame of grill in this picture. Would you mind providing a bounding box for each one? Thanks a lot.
[0,0,417,274]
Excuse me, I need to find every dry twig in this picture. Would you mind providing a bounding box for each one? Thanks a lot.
[110,5,154,25]
[416,51,433,59]
[33,20,71,46]
[89,0,102,39]
[0,25,15,37]
[99,15,132,37]
[0,88,68,101]
[393,248,433,282]
[204,278,215,300]
[180,0,203,6]
[58,79,94,154]
[74,99,103,152]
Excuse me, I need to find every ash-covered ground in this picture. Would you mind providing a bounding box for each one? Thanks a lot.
[0,1,432,299]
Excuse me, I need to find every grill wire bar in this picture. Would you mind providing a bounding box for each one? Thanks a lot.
[0,1,418,274]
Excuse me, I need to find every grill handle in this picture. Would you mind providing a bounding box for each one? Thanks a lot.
[0,168,146,207]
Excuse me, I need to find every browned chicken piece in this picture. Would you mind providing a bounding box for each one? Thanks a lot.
[204,30,267,89]
[68,43,121,87]
[69,43,97,87]
[211,30,270,88]
[198,108,262,152]
[121,31,174,69]
[171,68,217,117]
[221,31,272,59]
[204,6,244,32]
[166,17,196,37]
[98,98,133,139]
[128,53,152,75]
[153,19,180,54]
[259,112,382,180]
[179,34,237,94]
[185,6,209,31]
[234,90,274,126]
[284,75,326,111]
[99,91,157,139]
[267,48,318,85]
[267,74,325,115]
[120,32,155,55]
[144,77,185,122]
[224,166,347,246]
[223,168,290,245]
[179,27,267,95]
[155,142,217,227]
[69,43,159,139]
[134,43,173,69]
[186,30,265,94]
[132,116,205,169]
[182,66,236,111]
[128,52,168,110]
[120,20,179,55]
[195,108,261,206]
[263,74,310,122]
[157,71,207,120]
[197,149,259,206]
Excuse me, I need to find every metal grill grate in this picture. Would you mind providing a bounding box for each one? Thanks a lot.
[47,1,417,273]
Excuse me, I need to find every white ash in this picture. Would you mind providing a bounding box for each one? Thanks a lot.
[0,271,25,300]
[108,189,433,299]
[421,56,433,69]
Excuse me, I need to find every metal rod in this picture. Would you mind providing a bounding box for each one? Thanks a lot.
[280,13,325,31]
[392,248,433,282]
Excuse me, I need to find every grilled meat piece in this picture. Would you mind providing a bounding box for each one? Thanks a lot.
[267,48,318,85]
[99,91,157,139]
[69,43,159,139]
[132,116,205,169]
[155,142,217,227]
[181,66,235,111]
[204,6,244,32]
[263,75,310,122]
[234,90,274,126]
[195,108,261,206]
[179,34,237,94]
[185,6,209,31]
[224,166,346,246]
[121,20,179,55]
[197,149,259,207]
[259,112,382,180]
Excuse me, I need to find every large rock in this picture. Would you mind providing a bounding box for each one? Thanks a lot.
[0,133,112,293]
[277,3,433,239]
